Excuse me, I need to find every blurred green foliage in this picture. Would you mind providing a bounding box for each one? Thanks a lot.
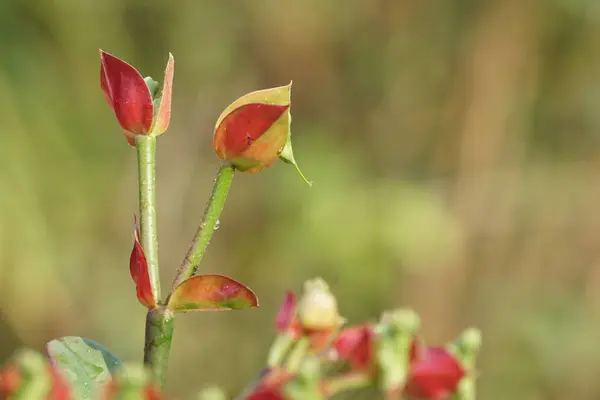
[1,0,600,399]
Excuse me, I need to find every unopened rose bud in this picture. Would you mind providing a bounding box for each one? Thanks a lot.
[213,83,310,185]
[100,50,174,145]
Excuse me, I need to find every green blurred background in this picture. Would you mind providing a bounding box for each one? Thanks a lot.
[1,0,600,398]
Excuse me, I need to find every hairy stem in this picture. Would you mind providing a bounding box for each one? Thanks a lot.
[170,164,235,293]
[136,135,161,302]
[143,307,175,388]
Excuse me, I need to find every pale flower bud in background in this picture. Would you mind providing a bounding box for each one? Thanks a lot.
[298,278,344,331]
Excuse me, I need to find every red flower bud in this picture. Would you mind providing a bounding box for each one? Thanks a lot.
[273,281,345,354]
[247,369,293,400]
[100,50,174,145]
[0,363,71,400]
[333,324,375,371]
[275,291,297,333]
[0,365,20,397]
[129,216,157,309]
[403,347,465,400]
[213,83,310,184]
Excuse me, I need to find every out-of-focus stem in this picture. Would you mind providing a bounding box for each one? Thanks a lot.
[324,372,372,396]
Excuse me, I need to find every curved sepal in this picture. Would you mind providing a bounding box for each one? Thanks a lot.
[130,216,157,309]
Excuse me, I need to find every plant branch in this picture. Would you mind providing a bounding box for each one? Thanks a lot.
[170,163,235,293]
[143,307,175,388]
[136,135,161,302]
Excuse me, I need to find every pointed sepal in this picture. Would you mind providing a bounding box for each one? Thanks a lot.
[100,50,154,139]
[130,216,157,309]
[150,53,174,136]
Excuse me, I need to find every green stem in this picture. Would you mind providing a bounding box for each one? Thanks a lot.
[170,164,235,293]
[143,307,175,388]
[285,337,310,373]
[324,372,372,396]
[136,135,161,302]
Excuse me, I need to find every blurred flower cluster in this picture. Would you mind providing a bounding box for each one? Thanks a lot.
[245,278,481,400]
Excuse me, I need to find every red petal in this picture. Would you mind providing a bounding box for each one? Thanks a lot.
[100,50,153,135]
[275,291,296,333]
[129,216,157,309]
[49,367,71,400]
[410,336,426,363]
[167,274,259,312]
[143,385,164,400]
[151,54,174,135]
[0,365,20,397]
[214,103,289,159]
[248,369,292,400]
[333,324,374,370]
[403,347,465,399]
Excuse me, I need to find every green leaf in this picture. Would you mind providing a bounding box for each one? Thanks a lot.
[46,336,122,399]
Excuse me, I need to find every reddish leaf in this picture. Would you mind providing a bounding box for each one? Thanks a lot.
[275,291,296,333]
[100,50,154,136]
[167,274,259,312]
[403,347,465,399]
[129,216,157,309]
[150,53,174,135]
[333,324,374,370]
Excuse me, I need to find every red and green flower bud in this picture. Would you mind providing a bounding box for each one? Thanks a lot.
[275,291,297,334]
[247,368,294,400]
[213,83,310,184]
[333,324,375,371]
[130,217,157,309]
[0,365,21,397]
[100,50,174,145]
[101,365,163,400]
[403,346,465,399]
[0,350,71,400]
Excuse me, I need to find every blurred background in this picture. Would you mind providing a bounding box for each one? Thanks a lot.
[1,0,600,398]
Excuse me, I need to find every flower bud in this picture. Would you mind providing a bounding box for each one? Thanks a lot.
[213,83,310,184]
[333,324,375,371]
[275,291,297,333]
[297,278,343,331]
[0,349,71,400]
[403,347,465,399]
[100,50,174,145]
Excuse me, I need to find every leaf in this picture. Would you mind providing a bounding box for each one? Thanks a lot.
[167,274,259,312]
[47,336,122,399]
